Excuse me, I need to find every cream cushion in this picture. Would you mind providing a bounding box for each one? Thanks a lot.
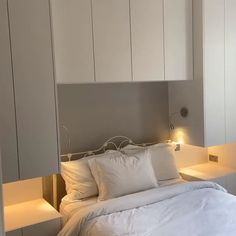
[122,143,180,181]
[61,151,117,200]
[89,150,158,201]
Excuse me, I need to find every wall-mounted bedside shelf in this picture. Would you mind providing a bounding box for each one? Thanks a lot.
[180,163,236,195]
[5,198,61,236]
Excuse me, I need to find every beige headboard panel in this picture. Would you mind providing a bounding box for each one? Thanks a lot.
[44,82,170,208]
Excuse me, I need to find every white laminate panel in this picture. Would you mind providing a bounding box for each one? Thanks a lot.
[51,0,94,84]
[22,219,61,236]
[0,0,19,183]
[3,178,42,206]
[203,0,225,146]
[130,0,164,81]
[225,0,236,143]
[164,0,193,81]
[6,230,21,236]
[4,199,61,232]
[8,0,59,179]
[92,0,132,82]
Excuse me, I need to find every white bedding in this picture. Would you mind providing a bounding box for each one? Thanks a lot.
[58,181,236,236]
[60,178,185,224]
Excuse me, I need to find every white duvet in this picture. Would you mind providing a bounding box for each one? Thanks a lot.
[58,181,236,236]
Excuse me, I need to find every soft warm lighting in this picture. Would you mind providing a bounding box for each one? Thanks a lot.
[170,127,190,145]
[38,201,55,213]
[175,129,185,144]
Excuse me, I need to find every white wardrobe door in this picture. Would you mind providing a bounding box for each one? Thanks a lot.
[203,0,225,146]
[130,0,164,81]
[51,0,95,84]
[0,0,19,183]
[8,0,59,179]
[92,0,132,82]
[225,0,236,143]
[164,0,193,81]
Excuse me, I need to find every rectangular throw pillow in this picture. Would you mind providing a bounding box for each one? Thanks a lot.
[122,143,180,181]
[61,151,117,200]
[89,150,158,201]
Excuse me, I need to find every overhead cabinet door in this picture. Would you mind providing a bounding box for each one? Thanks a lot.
[130,0,164,81]
[92,0,132,82]
[164,0,193,81]
[51,0,95,83]
[0,0,19,183]
[8,0,59,179]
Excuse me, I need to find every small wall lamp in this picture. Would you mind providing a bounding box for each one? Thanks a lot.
[169,107,189,130]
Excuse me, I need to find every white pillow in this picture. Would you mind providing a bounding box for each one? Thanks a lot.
[61,151,117,200]
[89,150,158,201]
[122,143,180,181]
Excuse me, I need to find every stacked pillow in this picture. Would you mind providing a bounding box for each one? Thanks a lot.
[122,143,180,181]
[61,152,115,200]
[89,149,158,201]
[61,143,179,201]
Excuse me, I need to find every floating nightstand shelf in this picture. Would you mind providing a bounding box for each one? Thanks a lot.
[5,198,62,236]
[180,163,236,196]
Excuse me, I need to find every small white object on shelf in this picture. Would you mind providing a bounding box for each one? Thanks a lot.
[180,163,236,195]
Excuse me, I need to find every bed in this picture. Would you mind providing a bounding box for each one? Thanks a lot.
[58,137,236,236]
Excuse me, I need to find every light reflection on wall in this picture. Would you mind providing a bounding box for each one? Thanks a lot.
[171,127,190,145]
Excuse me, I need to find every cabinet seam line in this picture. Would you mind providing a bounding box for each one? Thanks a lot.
[162,0,166,81]
[129,0,134,81]
[6,0,21,180]
[224,0,227,143]
[90,0,97,82]
[192,0,195,81]
[48,0,61,172]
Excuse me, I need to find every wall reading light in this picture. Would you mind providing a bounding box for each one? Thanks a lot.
[169,107,189,130]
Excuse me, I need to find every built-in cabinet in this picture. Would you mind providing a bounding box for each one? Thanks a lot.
[50,0,95,84]
[164,0,193,81]
[0,0,60,183]
[180,163,236,196]
[0,0,19,183]
[6,219,61,236]
[169,0,236,147]
[225,0,236,143]
[130,0,164,81]
[92,0,132,82]
[4,198,61,236]
[51,0,193,83]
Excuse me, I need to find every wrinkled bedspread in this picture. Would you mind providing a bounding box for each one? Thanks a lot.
[58,181,236,236]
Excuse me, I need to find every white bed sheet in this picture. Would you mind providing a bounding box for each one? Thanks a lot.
[60,178,185,224]
[58,181,236,236]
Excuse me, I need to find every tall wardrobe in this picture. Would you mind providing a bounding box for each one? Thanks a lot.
[0,0,60,233]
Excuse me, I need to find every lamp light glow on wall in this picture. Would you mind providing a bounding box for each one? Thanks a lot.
[169,107,189,148]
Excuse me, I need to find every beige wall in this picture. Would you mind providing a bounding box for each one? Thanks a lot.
[208,143,236,169]
[175,144,208,169]
[58,83,170,154]
[3,178,42,206]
